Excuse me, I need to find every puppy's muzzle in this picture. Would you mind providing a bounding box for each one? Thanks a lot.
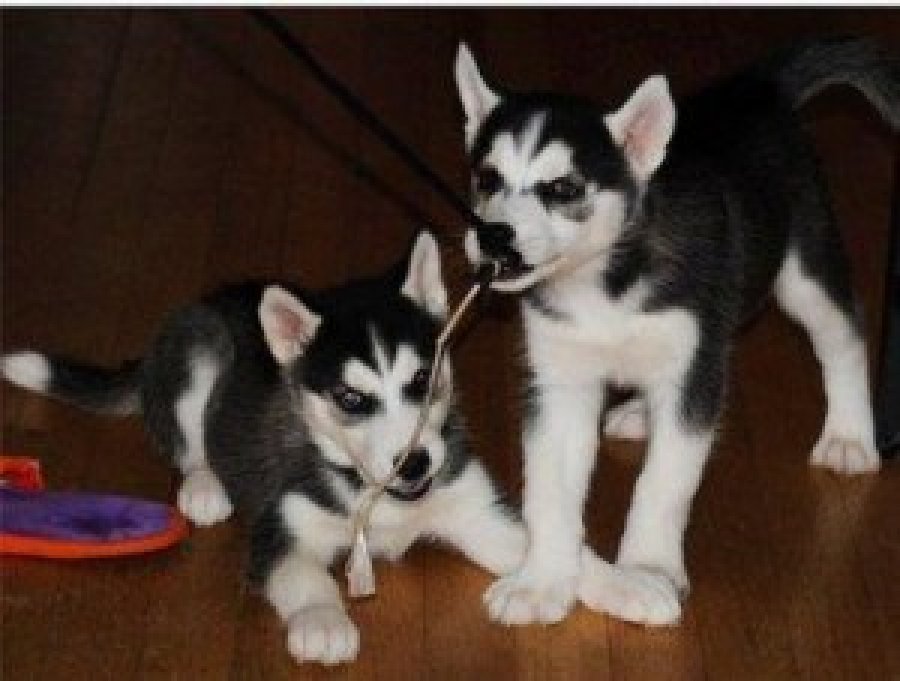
[475,222,532,280]
[388,448,432,501]
[475,222,516,261]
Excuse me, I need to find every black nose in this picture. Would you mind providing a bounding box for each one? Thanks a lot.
[395,448,430,482]
[475,222,516,260]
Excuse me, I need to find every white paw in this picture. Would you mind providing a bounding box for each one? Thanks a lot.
[810,433,880,475]
[177,468,233,526]
[579,563,681,627]
[287,605,360,666]
[604,398,647,440]
[483,570,577,625]
[617,540,689,597]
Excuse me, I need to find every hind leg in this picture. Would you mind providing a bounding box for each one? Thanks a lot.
[774,250,879,474]
[173,352,233,525]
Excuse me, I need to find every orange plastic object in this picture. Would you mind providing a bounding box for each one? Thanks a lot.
[0,456,45,490]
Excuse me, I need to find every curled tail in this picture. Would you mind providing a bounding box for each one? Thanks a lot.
[2,350,142,416]
[773,36,900,129]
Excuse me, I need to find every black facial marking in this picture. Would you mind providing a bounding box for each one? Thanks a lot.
[325,462,365,491]
[474,166,504,196]
[403,366,430,402]
[299,266,439,399]
[534,176,586,206]
[470,92,631,194]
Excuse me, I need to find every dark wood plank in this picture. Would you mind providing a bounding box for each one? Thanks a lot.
[2,9,130,352]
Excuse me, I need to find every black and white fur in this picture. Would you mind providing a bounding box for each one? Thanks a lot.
[456,39,897,627]
[2,231,683,662]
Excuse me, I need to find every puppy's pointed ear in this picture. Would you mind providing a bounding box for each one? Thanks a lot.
[259,285,321,365]
[401,231,448,320]
[455,43,500,150]
[604,75,675,181]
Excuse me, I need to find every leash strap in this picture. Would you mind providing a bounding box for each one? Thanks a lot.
[247,9,483,230]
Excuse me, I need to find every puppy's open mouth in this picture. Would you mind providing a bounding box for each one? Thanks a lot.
[477,253,533,284]
[387,477,433,502]
[485,255,567,294]
[495,260,534,282]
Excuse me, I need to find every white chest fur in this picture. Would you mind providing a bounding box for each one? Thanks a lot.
[524,276,699,389]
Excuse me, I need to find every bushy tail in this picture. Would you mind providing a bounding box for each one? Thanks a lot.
[774,36,900,129]
[1,350,142,416]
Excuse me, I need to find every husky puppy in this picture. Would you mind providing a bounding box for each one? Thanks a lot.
[455,39,897,627]
[2,232,538,664]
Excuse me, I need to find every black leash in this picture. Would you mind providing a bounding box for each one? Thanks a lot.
[246,9,485,233]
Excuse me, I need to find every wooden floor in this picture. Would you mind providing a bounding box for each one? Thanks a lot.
[2,9,898,680]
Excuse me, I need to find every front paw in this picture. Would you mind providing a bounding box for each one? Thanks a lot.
[484,570,577,625]
[617,544,690,597]
[177,468,233,527]
[579,563,682,627]
[286,605,360,666]
[811,433,879,475]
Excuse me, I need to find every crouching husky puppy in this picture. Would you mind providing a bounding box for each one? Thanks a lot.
[454,39,897,627]
[3,232,534,664]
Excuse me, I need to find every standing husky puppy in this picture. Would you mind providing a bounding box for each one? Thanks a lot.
[2,232,531,664]
[455,39,897,626]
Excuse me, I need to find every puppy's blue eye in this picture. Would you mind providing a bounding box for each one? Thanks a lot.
[475,167,503,196]
[538,177,584,203]
[331,384,370,414]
